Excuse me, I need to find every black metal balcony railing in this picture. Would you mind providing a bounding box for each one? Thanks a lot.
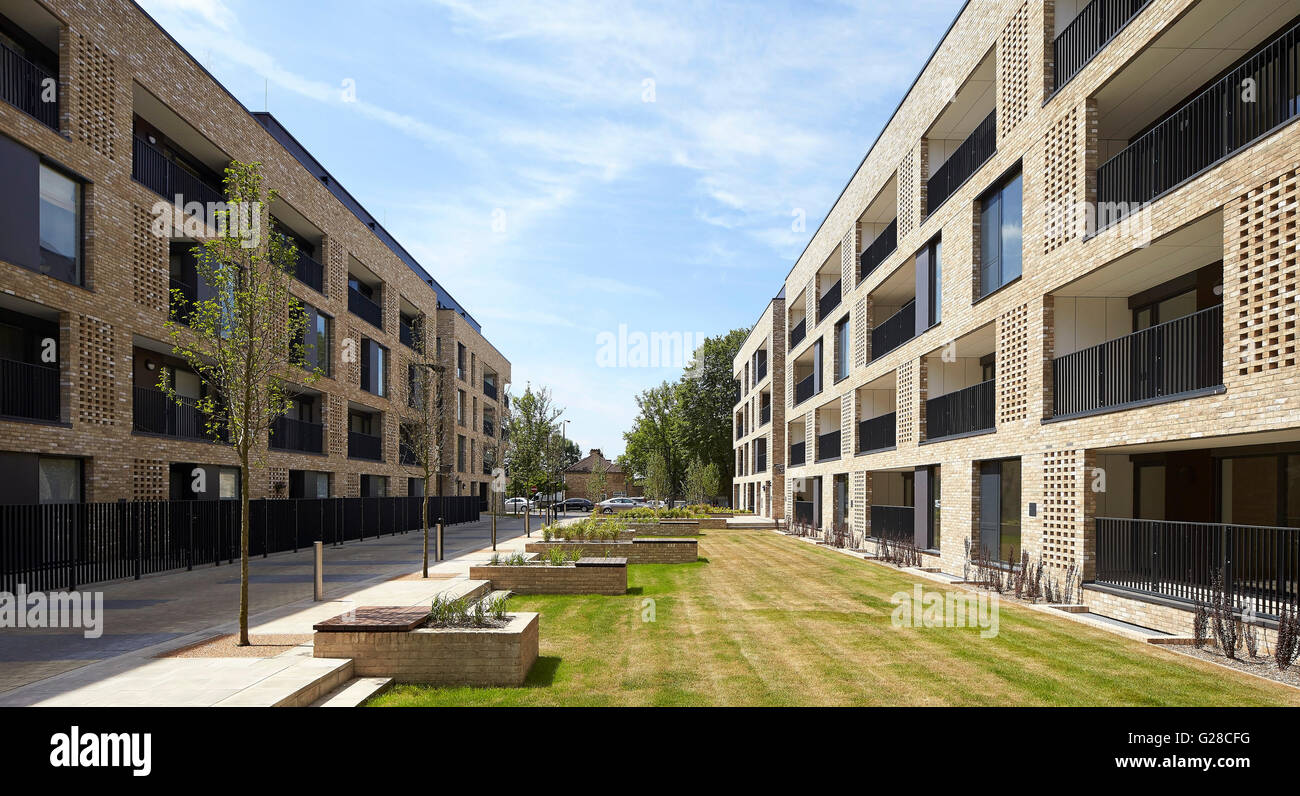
[399,441,419,467]
[871,299,916,361]
[1098,20,1300,229]
[755,360,768,383]
[788,441,806,467]
[760,403,771,426]
[870,505,914,542]
[133,387,225,441]
[348,430,383,461]
[0,39,58,129]
[789,318,806,349]
[816,430,841,461]
[169,276,197,325]
[293,249,325,294]
[269,415,323,454]
[399,321,418,350]
[793,500,815,527]
[1053,0,1152,91]
[858,412,897,453]
[926,378,995,441]
[794,373,815,406]
[1,358,59,422]
[926,110,997,216]
[348,286,383,329]
[132,135,225,208]
[1052,305,1222,418]
[818,279,842,323]
[735,423,744,441]
[483,419,494,437]
[859,219,898,281]
[483,380,498,401]
[1096,517,1300,620]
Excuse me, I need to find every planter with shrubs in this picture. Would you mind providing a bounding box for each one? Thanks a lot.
[469,550,628,595]
[525,537,699,564]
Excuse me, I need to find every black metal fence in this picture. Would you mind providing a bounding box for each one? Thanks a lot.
[871,299,916,361]
[818,279,842,323]
[789,441,805,467]
[926,378,995,441]
[926,110,996,215]
[859,219,897,281]
[1097,18,1300,229]
[870,505,914,542]
[132,135,225,208]
[347,286,383,329]
[1052,304,1222,418]
[858,412,896,453]
[1,357,59,422]
[0,495,479,593]
[1053,0,1152,91]
[1095,517,1300,619]
[0,39,58,129]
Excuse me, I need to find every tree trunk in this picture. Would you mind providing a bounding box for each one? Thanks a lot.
[421,485,429,578]
[238,454,251,646]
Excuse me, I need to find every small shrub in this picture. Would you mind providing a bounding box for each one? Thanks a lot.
[1208,569,1240,659]
[1275,603,1300,671]
[542,527,553,542]
[1192,598,1209,649]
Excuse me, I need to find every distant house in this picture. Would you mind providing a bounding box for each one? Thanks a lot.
[564,449,642,501]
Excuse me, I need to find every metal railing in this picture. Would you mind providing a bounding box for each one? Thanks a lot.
[760,403,771,426]
[483,419,494,437]
[858,412,896,453]
[1,358,59,422]
[870,505,914,542]
[789,318,806,349]
[816,429,840,461]
[926,378,995,441]
[1052,305,1222,418]
[133,387,225,441]
[788,441,805,467]
[1096,517,1300,619]
[169,276,197,325]
[1053,0,1152,91]
[755,359,768,383]
[818,279,842,323]
[793,500,815,527]
[756,450,767,472]
[348,286,384,329]
[0,495,480,593]
[859,219,897,281]
[794,373,814,406]
[483,380,498,400]
[871,299,916,361]
[348,430,383,461]
[0,39,57,129]
[926,110,997,215]
[1097,19,1300,229]
[399,320,418,350]
[132,135,225,208]
[293,249,325,294]
[269,416,323,454]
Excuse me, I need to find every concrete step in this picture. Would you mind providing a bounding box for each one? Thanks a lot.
[311,676,393,707]
[215,652,354,707]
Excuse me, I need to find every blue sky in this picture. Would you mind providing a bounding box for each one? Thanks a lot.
[140,0,965,458]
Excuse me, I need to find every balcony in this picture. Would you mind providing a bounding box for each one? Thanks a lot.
[132,135,224,208]
[348,286,383,329]
[871,299,916,361]
[483,379,498,401]
[818,280,842,323]
[399,319,419,350]
[816,430,840,462]
[788,441,806,467]
[269,415,323,454]
[348,430,383,461]
[756,450,767,472]
[399,439,419,466]
[169,276,196,325]
[858,412,896,454]
[794,374,814,406]
[870,505,914,542]
[292,250,325,294]
[1052,305,1222,419]
[1096,517,1299,619]
[925,110,996,216]
[1053,0,1152,91]
[0,358,59,422]
[133,386,225,441]
[0,38,57,129]
[755,360,767,383]
[760,403,771,426]
[789,318,806,349]
[793,499,815,526]
[1097,20,1300,230]
[859,219,898,282]
[483,419,494,437]
[925,379,994,441]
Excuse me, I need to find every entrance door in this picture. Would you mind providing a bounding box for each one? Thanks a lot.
[979,460,1021,560]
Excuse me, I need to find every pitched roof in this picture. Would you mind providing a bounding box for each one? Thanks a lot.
[566,450,623,474]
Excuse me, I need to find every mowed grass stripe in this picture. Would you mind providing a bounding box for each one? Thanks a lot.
[371,528,1300,707]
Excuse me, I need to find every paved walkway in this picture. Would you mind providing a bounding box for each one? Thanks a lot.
[0,511,553,706]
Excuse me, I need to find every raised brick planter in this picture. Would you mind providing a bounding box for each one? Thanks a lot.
[313,610,539,686]
[592,518,703,535]
[469,557,627,595]
[524,538,698,564]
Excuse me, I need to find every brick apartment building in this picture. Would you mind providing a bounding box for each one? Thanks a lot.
[733,0,1300,634]
[0,0,509,507]
[732,296,784,517]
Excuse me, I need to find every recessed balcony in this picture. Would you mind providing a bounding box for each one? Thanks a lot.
[924,49,996,217]
[1052,0,1153,91]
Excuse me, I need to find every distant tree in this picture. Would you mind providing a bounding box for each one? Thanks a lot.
[644,452,672,504]
[505,384,563,498]
[702,461,721,505]
[683,457,708,504]
[622,381,685,499]
[588,456,608,503]
[677,329,748,499]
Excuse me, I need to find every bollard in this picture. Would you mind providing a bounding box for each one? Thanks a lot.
[313,541,324,601]
[436,516,444,562]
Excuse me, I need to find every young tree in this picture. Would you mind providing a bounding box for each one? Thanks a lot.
[702,461,721,505]
[588,456,608,503]
[622,381,685,500]
[399,345,451,576]
[683,457,708,504]
[644,452,672,504]
[484,385,513,549]
[162,161,318,646]
[505,384,564,500]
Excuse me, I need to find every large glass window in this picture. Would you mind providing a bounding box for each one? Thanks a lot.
[39,165,81,285]
[926,238,942,325]
[38,457,81,504]
[978,169,1022,299]
[834,317,849,381]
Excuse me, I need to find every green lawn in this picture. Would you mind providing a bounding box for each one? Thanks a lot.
[370,528,1300,706]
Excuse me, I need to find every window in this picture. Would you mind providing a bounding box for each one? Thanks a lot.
[39,164,81,285]
[457,343,466,380]
[360,338,387,397]
[920,236,942,326]
[38,457,81,504]
[457,435,466,472]
[457,390,466,425]
[360,474,387,497]
[289,470,329,499]
[978,169,1022,299]
[834,317,850,382]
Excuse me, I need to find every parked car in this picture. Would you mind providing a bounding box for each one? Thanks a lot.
[503,497,532,512]
[558,497,594,512]
[596,497,639,514]
[643,499,667,509]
